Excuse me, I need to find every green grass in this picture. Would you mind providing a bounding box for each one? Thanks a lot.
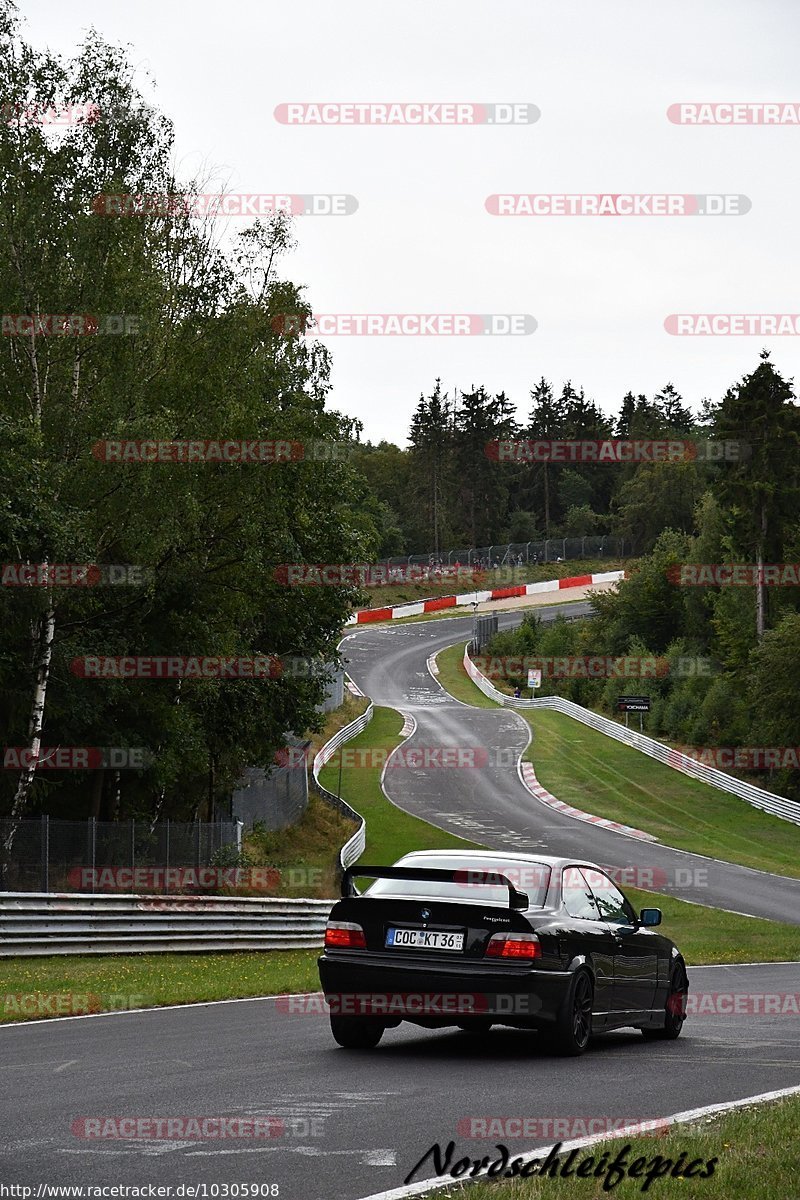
[525,709,800,880]
[242,792,356,898]
[434,1095,800,1200]
[621,885,800,964]
[435,641,800,881]
[434,642,500,708]
[318,705,482,861]
[0,950,320,1022]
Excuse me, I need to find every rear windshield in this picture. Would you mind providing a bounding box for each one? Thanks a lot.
[363,856,551,908]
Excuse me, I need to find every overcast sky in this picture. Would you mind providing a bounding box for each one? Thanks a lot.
[25,0,800,445]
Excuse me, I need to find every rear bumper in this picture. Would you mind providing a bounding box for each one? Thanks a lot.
[318,951,572,1027]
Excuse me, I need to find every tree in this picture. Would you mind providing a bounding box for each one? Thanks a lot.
[526,378,564,536]
[655,383,694,432]
[713,352,800,639]
[408,381,454,553]
[453,387,517,546]
[611,461,704,554]
[0,10,379,829]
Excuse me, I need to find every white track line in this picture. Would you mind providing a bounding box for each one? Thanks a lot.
[356,1083,800,1200]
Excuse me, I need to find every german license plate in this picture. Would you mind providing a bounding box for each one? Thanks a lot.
[385,928,464,951]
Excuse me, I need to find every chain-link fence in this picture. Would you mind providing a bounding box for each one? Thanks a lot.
[232,749,310,832]
[0,817,240,893]
[380,535,627,570]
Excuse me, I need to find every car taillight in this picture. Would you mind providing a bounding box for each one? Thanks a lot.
[485,932,541,960]
[324,920,367,949]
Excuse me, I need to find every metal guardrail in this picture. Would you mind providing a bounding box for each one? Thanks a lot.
[529,696,800,827]
[462,645,800,828]
[312,703,374,871]
[462,643,540,708]
[0,892,335,957]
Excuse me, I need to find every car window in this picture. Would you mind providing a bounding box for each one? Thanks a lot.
[583,869,636,926]
[562,866,602,921]
[364,856,551,907]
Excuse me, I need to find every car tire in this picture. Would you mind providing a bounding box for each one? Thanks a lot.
[553,968,593,1056]
[642,964,687,1041]
[457,1019,493,1035]
[330,1016,384,1049]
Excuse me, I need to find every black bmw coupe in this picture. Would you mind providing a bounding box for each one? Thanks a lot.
[318,850,688,1055]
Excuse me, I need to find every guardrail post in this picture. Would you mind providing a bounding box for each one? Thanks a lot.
[41,814,49,893]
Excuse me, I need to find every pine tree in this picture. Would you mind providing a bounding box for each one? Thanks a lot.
[713,352,800,639]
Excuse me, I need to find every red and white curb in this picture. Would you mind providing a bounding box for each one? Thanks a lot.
[519,761,657,842]
[345,676,364,697]
[399,712,416,738]
[345,570,624,625]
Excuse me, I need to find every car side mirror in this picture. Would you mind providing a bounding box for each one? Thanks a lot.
[639,908,662,927]
[510,888,529,910]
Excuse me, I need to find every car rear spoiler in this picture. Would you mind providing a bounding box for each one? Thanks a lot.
[341,864,529,910]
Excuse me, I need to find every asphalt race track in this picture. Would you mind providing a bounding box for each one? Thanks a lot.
[2,962,800,1198]
[340,605,800,924]
[2,606,799,1200]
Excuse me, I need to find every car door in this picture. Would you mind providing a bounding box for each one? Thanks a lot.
[560,866,617,1026]
[583,868,659,1018]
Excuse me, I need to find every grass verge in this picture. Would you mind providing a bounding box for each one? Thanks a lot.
[433,1095,800,1200]
[433,642,499,708]
[435,643,800,881]
[243,791,355,898]
[525,709,800,880]
[0,950,320,1023]
[318,705,482,861]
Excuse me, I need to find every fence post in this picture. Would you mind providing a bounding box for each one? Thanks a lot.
[165,818,170,873]
[41,814,49,893]
[90,817,96,893]
[195,820,201,870]
[131,818,135,876]
[581,537,586,557]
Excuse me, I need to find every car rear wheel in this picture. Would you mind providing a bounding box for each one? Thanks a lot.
[553,969,593,1056]
[330,1016,384,1049]
[642,964,687,1041]
[457,1019,493,1035]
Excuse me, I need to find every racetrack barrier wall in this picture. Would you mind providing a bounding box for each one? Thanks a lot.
[462,648,800,828]
[346,570,624,625]
[312,703,374,871]
[0,892,334,957]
